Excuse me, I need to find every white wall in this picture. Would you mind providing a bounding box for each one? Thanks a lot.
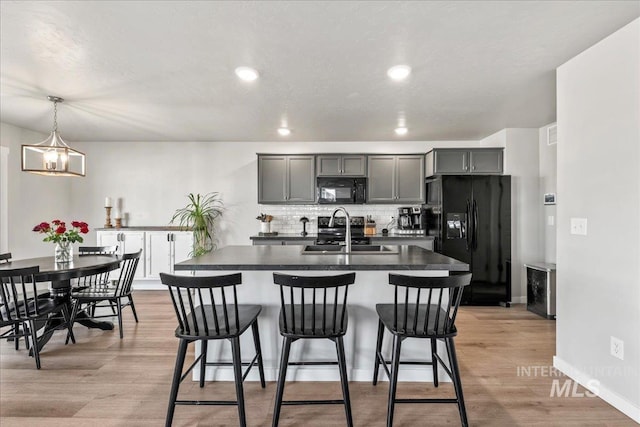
[539,123,558,263]
[0,123,73,258]
[555,18,640,422]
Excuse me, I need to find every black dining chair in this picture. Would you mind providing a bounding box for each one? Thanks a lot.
[272,272,356,427]
[160,272,265,427]
[70,250,140,339]
[373,272,472,427]
[74,245,119,288]
[0,265,76,369]
[0,252,29,350]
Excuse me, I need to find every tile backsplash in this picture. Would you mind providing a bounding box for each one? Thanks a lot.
[256,204,418,234]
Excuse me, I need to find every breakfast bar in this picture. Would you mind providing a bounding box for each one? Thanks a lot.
[174,244,468,383]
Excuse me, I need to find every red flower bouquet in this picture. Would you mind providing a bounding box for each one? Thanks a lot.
[33,220,89,244]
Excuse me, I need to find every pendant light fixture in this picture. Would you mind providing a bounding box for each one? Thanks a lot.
[21,96,86,177]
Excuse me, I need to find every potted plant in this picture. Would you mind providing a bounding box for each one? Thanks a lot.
[171,193,224,256]
[256,213,273,233]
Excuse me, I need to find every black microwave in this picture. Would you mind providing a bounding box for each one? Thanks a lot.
[317,177,366,204]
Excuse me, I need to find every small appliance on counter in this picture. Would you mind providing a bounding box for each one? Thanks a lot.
[364,215,376,235]
[396,206,426,235]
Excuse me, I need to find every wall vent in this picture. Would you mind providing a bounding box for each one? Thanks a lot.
[547,124,558,145]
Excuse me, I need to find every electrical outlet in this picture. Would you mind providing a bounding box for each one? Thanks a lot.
[570,218,588,235]
[548,215,555,226]
[611,336,624,360]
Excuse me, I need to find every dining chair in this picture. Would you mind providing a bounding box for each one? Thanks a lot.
[0,252,29,350]
[160,272,265,427]
[70,250,140,339]
[74,245,119,288]
[272,272,356,427]
[372,272,472,427]
[0,265,76,369]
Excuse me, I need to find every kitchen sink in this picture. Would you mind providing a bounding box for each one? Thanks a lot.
[301,245,399,255]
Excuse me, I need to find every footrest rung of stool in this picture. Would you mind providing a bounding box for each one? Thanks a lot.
[395,398,459,404]
[175,400,238,406]
[283,399,345,406]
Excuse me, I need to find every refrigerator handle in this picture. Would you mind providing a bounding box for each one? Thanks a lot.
[465,199,471,251]
[472,199,479,250]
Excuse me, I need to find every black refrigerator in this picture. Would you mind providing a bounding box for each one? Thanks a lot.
[424,175,511,305]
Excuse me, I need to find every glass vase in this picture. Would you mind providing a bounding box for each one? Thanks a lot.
[54,241,73,263]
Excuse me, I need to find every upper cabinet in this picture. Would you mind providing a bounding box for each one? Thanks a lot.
[367,155,425,203]
[316,154,367,176]
[425,148,504,177]
[258,155,316,204]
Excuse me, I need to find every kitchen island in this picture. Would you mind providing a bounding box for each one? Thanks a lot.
[174,245,468,382]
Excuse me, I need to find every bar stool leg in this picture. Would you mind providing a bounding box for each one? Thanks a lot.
[431,338,439,387]
[272,336,292,427]
[251,320,266,388]
[446,337,468,427]
[166,339,188,427]
[335,336,354,427]
[373,319,384,385]
[387,335,402,427]
[230,337,247,427]
[199,340,208,388]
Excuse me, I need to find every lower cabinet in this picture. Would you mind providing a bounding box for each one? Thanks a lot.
[97,230,146,279]
[146,231,194,278]
[370,238,434,251]
[96,229,193,285]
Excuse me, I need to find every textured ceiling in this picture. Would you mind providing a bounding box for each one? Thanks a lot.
[1,1,638,142]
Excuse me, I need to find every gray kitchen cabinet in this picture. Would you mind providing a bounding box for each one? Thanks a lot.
[370,238,434,251]
[258,155,315,204]
[425,148,503,177]
[367,155,425,203]
[317,154,366,176]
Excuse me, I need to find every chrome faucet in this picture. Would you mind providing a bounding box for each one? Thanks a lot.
[329,207,351,254]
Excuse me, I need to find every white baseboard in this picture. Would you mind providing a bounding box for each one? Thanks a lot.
[132,282,165,291]
[198,366,449,383]
[554,356,640,424]
[510,296,526,304]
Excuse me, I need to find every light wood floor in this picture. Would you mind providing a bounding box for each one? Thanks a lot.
[0,292,634,426]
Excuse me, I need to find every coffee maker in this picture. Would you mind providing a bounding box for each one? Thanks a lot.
[397,206,425,235]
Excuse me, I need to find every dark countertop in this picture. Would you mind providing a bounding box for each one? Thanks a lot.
[175,245,468,271]
[249,233,434,241]
[250,233,317,240]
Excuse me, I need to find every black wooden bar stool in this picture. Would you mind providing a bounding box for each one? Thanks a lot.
[373,272,472,427]
[272,272,356,427]
[160,272,266,427]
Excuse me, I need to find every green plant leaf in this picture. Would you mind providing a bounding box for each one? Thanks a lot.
[170,192,224,257]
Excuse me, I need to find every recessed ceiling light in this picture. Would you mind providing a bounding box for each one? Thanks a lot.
[395,127,408,136]
[387,65,411,81]
[235,66,259,81]
[278,127,291,136]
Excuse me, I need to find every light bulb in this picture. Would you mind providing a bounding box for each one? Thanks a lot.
[235,66,259,82]
[43,150,58,170]
[278,127,291,136]
[387,65,411,81]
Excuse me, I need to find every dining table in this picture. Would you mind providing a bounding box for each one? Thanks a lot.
[0,254,122,352]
